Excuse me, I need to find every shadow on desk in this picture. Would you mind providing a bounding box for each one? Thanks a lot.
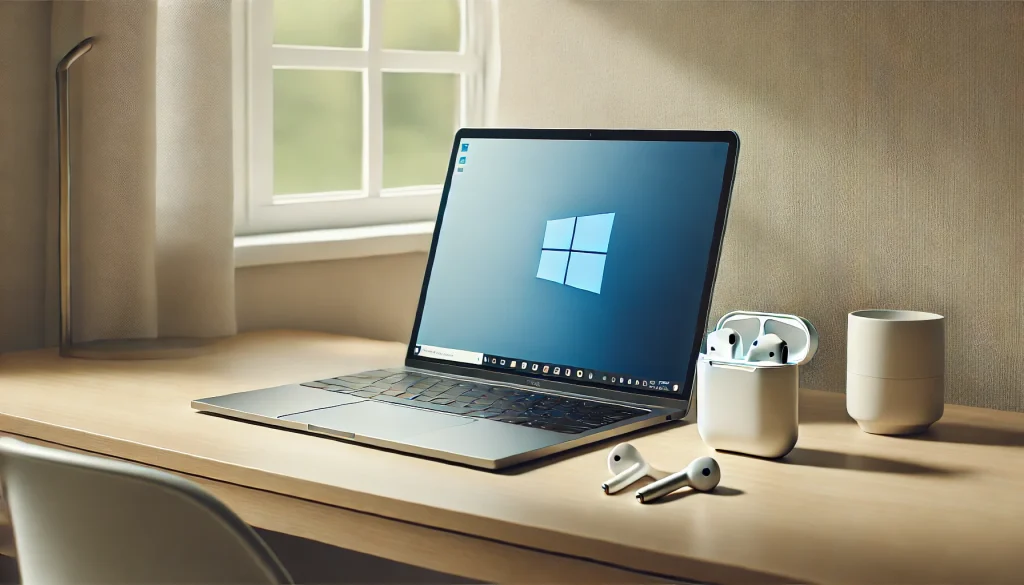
[782,447,961,475]
[646,486,746,505]
[0,555,16,585]
[798,401,854,424]
[796,404,1024,447]
[902,422,1024,447]
[257,528,480,585]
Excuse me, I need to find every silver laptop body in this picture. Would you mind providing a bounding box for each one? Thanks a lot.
[194,128,740,470]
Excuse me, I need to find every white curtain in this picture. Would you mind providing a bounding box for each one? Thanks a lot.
[46,0,236,345]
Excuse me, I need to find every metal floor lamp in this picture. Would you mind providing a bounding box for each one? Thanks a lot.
[57,37,218,359]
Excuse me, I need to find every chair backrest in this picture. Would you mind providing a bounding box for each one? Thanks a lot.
[0,438,292,585]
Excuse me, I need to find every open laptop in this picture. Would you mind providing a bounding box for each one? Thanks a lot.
[193,128,740,469]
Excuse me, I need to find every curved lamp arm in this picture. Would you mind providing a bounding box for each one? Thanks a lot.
[56,37,95,355]
[57,37,94,72]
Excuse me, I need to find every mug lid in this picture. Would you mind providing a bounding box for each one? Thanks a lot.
[714,311,819,365]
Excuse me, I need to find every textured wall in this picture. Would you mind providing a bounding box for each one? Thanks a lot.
[0,1,51,352]
[498,1,1024,410]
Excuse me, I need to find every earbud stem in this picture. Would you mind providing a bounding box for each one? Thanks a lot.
[635,469,690,503]
[602,461,644,494]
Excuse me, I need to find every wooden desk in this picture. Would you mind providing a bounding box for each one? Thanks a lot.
[1,331,1023,584]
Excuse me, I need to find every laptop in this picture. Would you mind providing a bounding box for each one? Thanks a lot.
[193,128,740,469]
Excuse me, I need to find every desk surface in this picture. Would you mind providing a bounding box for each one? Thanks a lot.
[1,330,1023,584]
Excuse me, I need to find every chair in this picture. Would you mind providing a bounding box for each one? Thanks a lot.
[0,437,292,584]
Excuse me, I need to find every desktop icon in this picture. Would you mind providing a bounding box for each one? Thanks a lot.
[553,367,561,375]
[461,143,469,152]
[521,361,528,369]
[510,360,517,368]
[588,372,593,380]
[642,380,648,387]
[576,369,583,378]
[532,363,539,371]
[601,375,608,382]
[500,359,506,366]
[491,357,497,364]
[457,167,464,173]
[565,368,573,377]
[414,347,420,354]
[542,365,550,373]
[459,156,467,164]
[627,379,632,385]
[672,384,679,391]
[619,377,624,383]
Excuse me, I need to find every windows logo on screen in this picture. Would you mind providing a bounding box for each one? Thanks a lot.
[536,213,614,294]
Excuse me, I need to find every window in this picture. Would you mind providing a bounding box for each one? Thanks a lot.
[238,0,495,236]
[536,213,615,294]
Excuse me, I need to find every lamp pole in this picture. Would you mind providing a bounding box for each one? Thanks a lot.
[56,37,95,357]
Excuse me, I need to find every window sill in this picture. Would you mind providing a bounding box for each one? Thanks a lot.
[234,221,435,268]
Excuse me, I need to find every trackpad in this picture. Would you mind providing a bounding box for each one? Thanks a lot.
[282,401,474,441]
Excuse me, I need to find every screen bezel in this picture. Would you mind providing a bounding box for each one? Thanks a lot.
[404,128,739,408]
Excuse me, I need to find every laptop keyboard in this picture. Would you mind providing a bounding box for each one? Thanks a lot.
[301,369,647,434]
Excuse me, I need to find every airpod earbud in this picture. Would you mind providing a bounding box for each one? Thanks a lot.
[706,328,743,361]
[603,444,650,494]
[635,456,721,503]
[602,443,665,494]
[746,333,789,364]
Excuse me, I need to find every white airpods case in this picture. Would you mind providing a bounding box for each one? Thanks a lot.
[696,311,819,458]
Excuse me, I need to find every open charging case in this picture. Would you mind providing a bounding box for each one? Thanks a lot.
[696,311,819,458]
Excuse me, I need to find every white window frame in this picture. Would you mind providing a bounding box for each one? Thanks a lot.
[236,0,495,236]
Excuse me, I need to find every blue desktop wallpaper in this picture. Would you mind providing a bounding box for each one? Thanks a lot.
[415,138,731,383]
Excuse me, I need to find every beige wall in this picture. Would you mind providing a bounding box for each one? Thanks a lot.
[5,1,1022,412]
[0,1,52,353]
[236,253,428,344]
[497,0,1023,410]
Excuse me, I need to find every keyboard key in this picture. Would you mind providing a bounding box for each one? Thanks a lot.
[373,395,481,415]
[545,423,589,434]
[390,380,419,391]
[430,398,455,406]
[494,416,531,425]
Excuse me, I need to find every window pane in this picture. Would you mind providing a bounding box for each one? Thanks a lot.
[274,0,363,48]
[383,73,459,189]
[383,0,460,52]
[274,69,363,195]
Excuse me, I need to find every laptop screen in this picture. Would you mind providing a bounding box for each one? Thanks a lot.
[409,130,737,400]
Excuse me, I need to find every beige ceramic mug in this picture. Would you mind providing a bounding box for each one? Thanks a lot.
[846,310,945,435]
